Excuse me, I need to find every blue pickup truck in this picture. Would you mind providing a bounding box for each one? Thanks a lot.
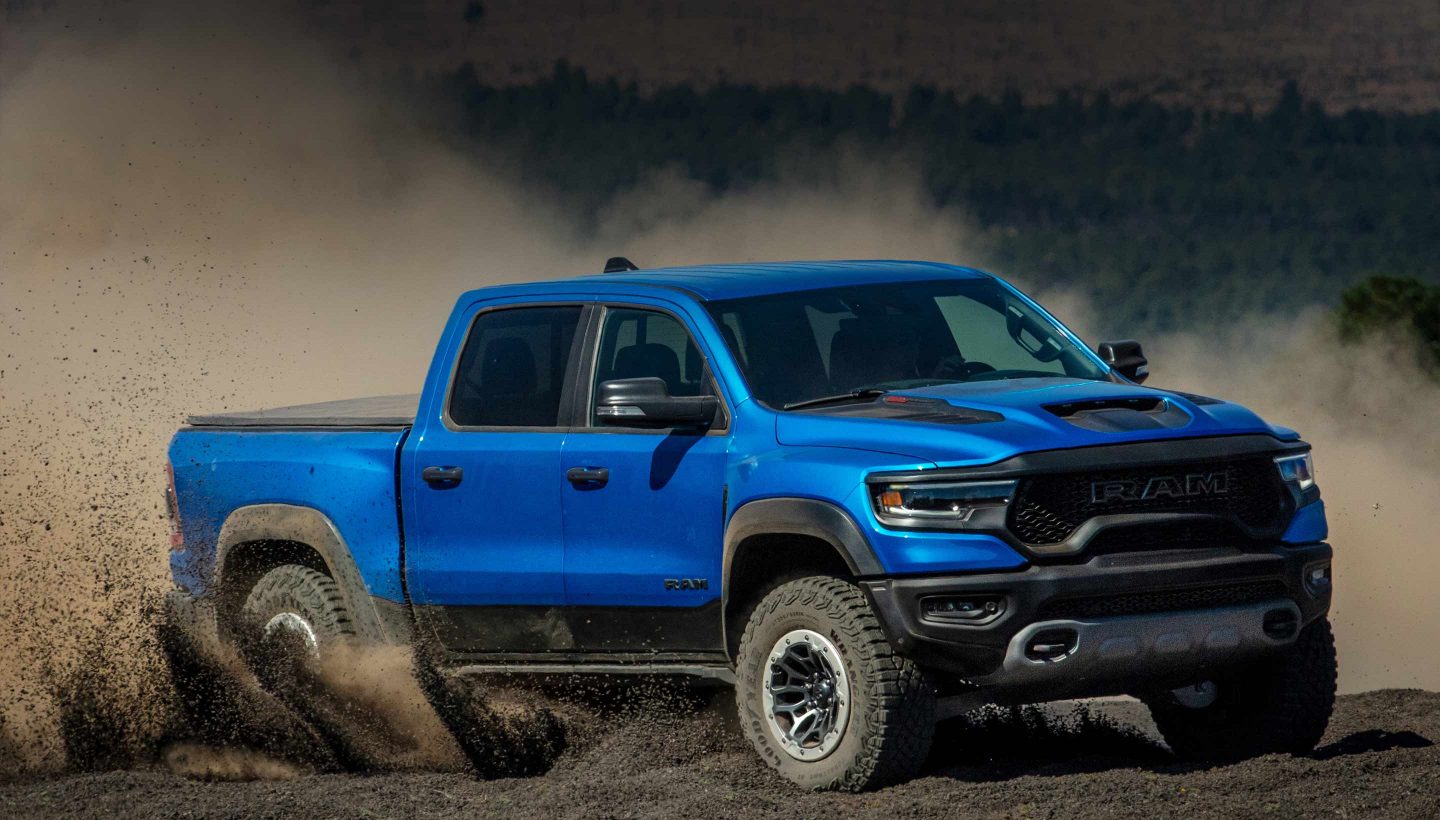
[166,260,1335,790]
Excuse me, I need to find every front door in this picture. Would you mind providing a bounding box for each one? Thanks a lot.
[404,303,586,654]
[559,305,730,655]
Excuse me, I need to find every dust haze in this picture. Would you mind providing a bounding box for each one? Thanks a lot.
[0,2,1435,774]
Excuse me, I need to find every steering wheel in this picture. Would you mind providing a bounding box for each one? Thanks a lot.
[932,354,996,381]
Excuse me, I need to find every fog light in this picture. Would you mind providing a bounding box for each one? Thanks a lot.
[1305,562,1332,595]
[920,595,1004,624]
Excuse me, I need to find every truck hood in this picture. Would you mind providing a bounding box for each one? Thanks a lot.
[774,377,1298,467]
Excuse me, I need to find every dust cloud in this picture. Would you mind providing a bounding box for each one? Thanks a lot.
[1147,319,1440,693]
[0,0,1435,776]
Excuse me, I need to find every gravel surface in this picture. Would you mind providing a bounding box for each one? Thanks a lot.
[2,689,1436,819]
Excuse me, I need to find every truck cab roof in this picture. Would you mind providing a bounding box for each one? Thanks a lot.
[461,259,989,304]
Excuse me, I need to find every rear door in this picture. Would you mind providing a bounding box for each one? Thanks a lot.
[403,302,587,655]
[559,303,731,655]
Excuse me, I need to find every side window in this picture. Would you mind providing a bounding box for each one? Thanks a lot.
[448,306,582,427]
[591,308,714,422]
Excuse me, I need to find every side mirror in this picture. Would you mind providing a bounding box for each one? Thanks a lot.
[595,377,718,427]
[1098,340,1149,383]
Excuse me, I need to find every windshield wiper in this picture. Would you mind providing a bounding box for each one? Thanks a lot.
[783,388,889,411]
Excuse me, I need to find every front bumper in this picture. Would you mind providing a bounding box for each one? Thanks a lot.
[863,542,1331,699]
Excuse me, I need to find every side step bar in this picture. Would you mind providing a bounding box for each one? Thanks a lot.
[452,662,736,685]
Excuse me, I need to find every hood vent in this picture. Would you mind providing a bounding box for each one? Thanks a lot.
[1045,396,1191,432]
[804,395,1003,425]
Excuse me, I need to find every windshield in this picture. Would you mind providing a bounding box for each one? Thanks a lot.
[706,278,1108,409]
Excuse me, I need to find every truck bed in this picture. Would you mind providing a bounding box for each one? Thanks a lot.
[187,393,419,428]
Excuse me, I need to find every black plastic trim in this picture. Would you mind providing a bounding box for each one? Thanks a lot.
[414,600,725,655]
[451,661,734,685]
[720,497,885,654]
[862,541,1332,678]
[723,498,884,580]
[448,651,728,666]
[866,434,1309,484]
[212,503,403,645]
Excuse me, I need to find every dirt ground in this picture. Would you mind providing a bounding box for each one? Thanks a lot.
[2,688,1436,819]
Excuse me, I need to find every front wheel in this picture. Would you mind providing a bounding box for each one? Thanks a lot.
[1145,616,1337,760]
[735,576,935,791]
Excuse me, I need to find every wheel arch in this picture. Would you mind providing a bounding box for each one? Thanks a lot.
[213,503,394,643]
[721,497,884,658]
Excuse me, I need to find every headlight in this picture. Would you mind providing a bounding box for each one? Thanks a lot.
[1274,453,1316,492]
[872,480,1017,528]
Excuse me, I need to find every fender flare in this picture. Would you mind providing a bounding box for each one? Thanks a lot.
[721,498,915,658]
[722,497,884,582]
[721,497,884,623]
[213,503,392,643]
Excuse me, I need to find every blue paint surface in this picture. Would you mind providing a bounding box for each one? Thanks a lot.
[1283,498,1329,544]
[168,428,406,600]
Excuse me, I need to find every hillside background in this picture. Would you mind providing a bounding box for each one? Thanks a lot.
[5,0,1440,337]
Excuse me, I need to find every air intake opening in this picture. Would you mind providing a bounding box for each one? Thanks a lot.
[1047,397,1163,416]
[1044,397,1191,432]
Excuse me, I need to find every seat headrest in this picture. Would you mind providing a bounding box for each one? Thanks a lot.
[479,336,538,395]
[613,342,682,391]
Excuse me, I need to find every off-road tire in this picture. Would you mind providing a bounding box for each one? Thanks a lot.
[240,564,356,672]
[1146,616,1337,760]
[735,576,935,791]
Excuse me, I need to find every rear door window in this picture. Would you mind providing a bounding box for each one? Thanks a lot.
[448,306,583,427]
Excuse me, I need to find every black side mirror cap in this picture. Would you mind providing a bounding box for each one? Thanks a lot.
[1098,340,1149,383]
[595,377,718,427]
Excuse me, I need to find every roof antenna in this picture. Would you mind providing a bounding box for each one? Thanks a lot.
[604,256,639,273]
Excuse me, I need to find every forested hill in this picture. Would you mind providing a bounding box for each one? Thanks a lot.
[442,65,1440,335]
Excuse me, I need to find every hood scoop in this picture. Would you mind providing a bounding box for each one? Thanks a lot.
[1045,396,1191,433]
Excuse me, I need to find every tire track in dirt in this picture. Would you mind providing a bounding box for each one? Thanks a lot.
[3,691,1437,818]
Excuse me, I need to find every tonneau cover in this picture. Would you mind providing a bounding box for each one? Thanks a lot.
[187,393,419,428]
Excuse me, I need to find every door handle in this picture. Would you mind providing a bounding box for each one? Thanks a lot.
[422,465,464,485]
[566,466,610,486]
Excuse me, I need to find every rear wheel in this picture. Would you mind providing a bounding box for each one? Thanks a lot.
[239,564,355,676]
[1145,617,1337,760]
[735,576,935,791]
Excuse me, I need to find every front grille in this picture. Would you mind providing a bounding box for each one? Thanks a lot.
[1084,520,1249,554]
[1008,457,1288,546]
[1035,579,1291,620]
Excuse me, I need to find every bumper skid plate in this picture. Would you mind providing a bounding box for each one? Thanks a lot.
[976,599,1301,689]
